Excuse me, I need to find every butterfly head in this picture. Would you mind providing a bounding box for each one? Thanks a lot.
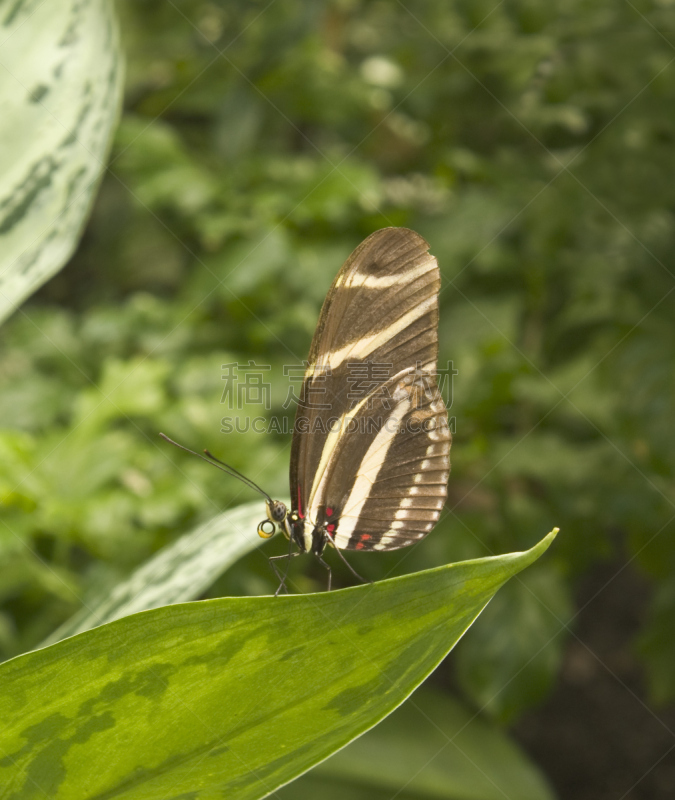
[257,499,288,539]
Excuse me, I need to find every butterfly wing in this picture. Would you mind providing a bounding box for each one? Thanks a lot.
[311,369,450,550]
[290,227,450,549]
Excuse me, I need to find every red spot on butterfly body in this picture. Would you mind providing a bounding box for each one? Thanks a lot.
[360,534,371,541]
[327,523,336,533]
[326,507,333,516]
[355,542,365,550]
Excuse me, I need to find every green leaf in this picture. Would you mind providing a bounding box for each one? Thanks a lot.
[286,687,555,800]
[0,0,123,324]
[0,529,556,800]
[42,501,269,646]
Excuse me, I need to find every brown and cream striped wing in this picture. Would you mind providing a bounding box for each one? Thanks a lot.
[290,227,450,548]
[307,369,450,551]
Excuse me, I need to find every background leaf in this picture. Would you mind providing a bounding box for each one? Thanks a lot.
[294,687,555,800]
[0,532,554,800]
[0,0,123,323]
[456,563,574,722]
[41,500,271,646]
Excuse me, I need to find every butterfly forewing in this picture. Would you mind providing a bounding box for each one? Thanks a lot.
[290,227,450,550]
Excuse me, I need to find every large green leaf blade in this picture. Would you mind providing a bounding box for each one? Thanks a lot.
[0,530,556,800]
[42,501,269,646]
[0,0,123,324]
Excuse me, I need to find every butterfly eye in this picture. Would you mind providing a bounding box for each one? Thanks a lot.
[270,501,287,522]
[257,520,276,539]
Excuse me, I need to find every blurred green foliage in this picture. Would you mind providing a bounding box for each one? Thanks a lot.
[1,0,674,732]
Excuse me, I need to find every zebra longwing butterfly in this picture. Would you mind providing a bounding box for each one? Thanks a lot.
[162,227,451,590]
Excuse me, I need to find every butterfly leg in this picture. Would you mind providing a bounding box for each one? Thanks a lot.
[269,551,300,596]
[331,541,371,586]
[315,555,332,592]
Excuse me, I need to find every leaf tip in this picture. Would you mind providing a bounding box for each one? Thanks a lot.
[517,526,559,570]
[534,526,559,555]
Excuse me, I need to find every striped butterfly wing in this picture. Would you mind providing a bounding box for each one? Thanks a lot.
[310,368,450,551]
[290,227,451,550]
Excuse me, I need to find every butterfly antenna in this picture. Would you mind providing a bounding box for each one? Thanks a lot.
[159,432,272,501]
[203,448,272,499]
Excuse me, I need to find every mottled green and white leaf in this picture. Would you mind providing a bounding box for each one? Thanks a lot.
[0,0,123,324]
[0,530,556,800]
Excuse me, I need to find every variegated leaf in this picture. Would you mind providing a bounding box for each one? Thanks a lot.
[0,0,123,323]
[0,530,557,800]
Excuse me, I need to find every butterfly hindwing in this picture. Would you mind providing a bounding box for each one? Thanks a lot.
[310,369,450,551]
